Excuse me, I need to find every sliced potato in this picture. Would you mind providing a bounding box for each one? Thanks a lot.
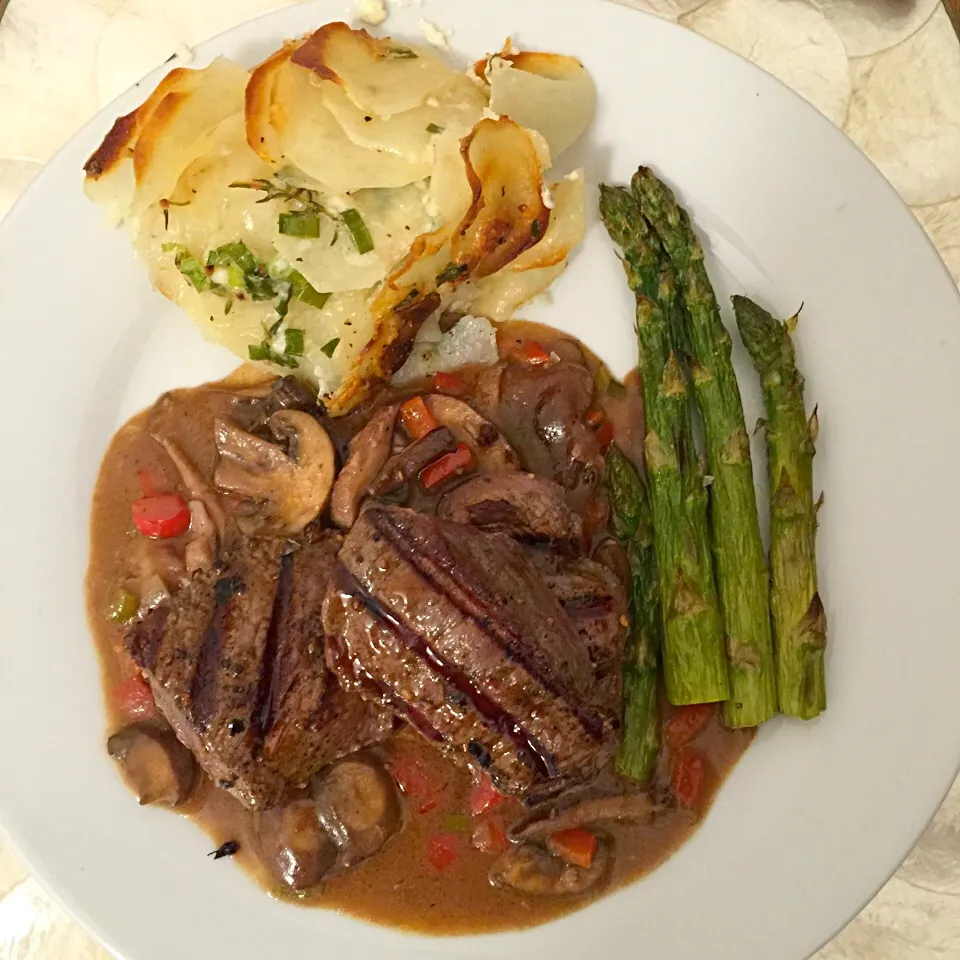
[291,22,466,116]
[246,43,296,162]
[479,50,596,160]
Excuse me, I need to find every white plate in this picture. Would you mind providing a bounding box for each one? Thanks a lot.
[2,1,959,958]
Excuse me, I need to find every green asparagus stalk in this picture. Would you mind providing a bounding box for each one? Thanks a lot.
[632,168,776,728]
[599,185,729,706]
[605,444,661,781]
[732,297,826,719]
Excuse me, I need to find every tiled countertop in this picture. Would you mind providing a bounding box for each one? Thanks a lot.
[2,0,959,957]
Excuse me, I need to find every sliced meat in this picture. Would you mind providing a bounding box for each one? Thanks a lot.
[330,403,399,529]
[534,553,628,705]
[125,534,391,809]
[498,360,603,510]
[323,505,617,801]
[370,427,457,496]
[438,473,583,546]
[260,534,394,788]
[423,394,520,473]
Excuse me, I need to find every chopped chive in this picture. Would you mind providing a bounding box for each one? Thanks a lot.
[108,588,140,624]
[382,46,418,59]
[289,270,331,310]
[284,328,305,357]
[226,264,245,288]
[426,122,444,134]
[441,813,470,832]
[248,343,268,362]
[278,211,321,238]
[531,219,542,238]
[342,208,374,255]
[321,337,340,358]
[245,273,276,301]
[435,261,464,285]
[176,253,211,292]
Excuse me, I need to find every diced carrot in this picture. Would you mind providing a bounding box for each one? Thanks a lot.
[585,406,605,428]
[420,443,477,490]
[467,774,505,816]
[132,494,191,539]
[664,704,714,750]
[113,676,157,721]
[387,755,438,814]
[512,341,551,365]
[546,828,597,869]
[471,816,509,855]
[399,396,440,440]
[432,371,466,395]
[671,748,707,809]
[426,833,459,871]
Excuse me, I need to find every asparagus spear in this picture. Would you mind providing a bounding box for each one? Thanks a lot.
[606,444,661,781]
[599,185,728,706]
[632,168,776,728]
[732,296,826,719]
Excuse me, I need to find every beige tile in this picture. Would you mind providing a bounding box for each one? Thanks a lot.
[0,0,108,163]
[681,0,851,125]
[0,845,27,901]
[913,197,960,288]
[0,878,112,960]
[844,6,960,207]
[812,0,940,57]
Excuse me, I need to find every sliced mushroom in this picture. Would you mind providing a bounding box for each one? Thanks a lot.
[152,435,226,540]
[330,404,399,529]
[107,721,198,807]
[510,791,660,841]
[423,394,520,473]
[214,411,335,537]
[310,755,402,870]
[257,798,338,892]
[489,839,610,897]
[370,427,457,496]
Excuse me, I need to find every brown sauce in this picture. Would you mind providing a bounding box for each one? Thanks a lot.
[85,321,754,935]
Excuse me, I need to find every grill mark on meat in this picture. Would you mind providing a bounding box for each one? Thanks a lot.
[132,604,169,671]
[326,632,443,743]
[560,594,615,619]
[251,551,293,747]
[333,563,557,778]
[189,602,228,730]
[369,509,605,741]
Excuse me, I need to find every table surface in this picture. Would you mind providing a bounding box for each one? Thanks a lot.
[2,0,960,957]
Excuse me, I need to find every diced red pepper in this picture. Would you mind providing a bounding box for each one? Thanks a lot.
[420,443,477,490]
[471,816,509,854]
[546,828,597,869]
[595,418,615,452]
[132,494,191,539]
[467,774,506,816]
[399,396,440,440]
[113,676,157,721]
[432,371,466,395]
[671,748,707,809]
[664,704,714,750]
[388,755,438,814]
[426,833,459,871]
[512,341,551,366]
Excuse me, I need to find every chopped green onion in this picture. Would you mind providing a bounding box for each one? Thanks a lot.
[383,46,418,59]
[278,211,321,238]
[320,337,340,358]
[224,299,233,316]
[207,241,258,275]
[248,342,298,369]
[426,122,444,134]
[289,270,331,310]
[284,328,305,357]
[176,253,212,292]
[441,813,470,833]
[341,208,374,255]
[246,273,277,301]
[161,242,186,254]
[435,261,464,285]
[108,588,140,624]
[226,264,246,288]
